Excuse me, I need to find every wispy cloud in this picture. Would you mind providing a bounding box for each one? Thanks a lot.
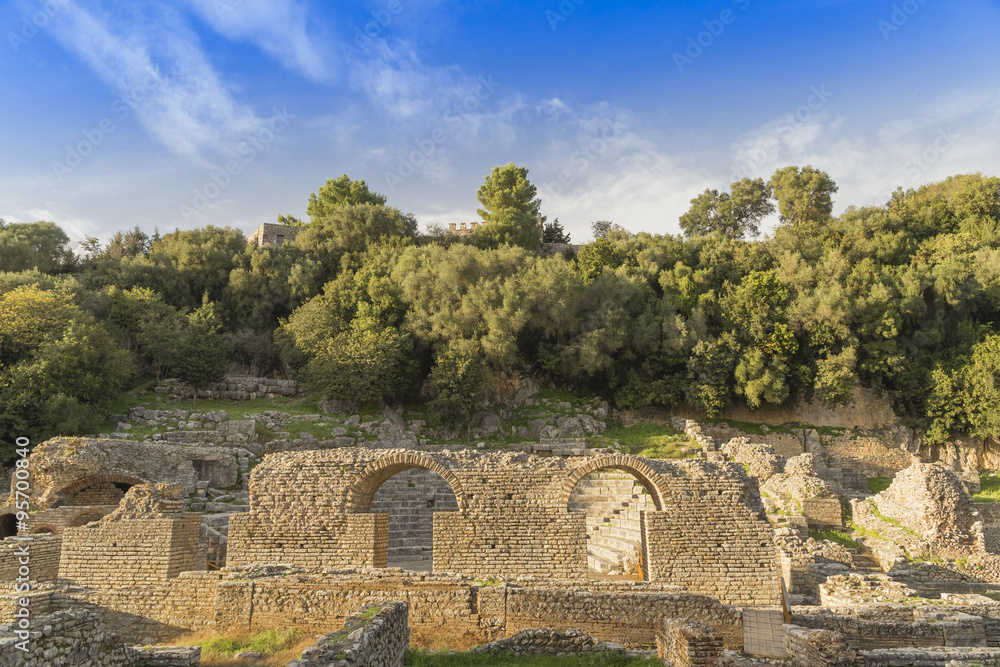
[178,0,330,82]
[42,0,265,164]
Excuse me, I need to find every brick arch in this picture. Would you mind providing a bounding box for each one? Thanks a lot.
[348,453,466,513]
[560,454,669,511]
[31,526,55,535]
[57,473,146,499]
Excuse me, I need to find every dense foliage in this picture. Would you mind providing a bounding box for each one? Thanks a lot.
[1,168,998,462]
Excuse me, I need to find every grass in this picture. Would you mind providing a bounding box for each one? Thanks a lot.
[405,651,660,667]
[850,520,883,541]
[172,629,311,667]
[868,476,893,494]
[593,422,693,459]
[868,501,921,538]
[810,529,862,551]
[975,472,1000,503]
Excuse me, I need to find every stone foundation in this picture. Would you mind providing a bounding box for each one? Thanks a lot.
[655,619,724,666]
[287,602,409,667]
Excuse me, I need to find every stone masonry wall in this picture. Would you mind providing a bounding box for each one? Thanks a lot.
[655,619,724,667]
[784,625,858,666]
[58,515,201,588]
[287,602,409,667]
[0,536,61,583]
[227,448,777,606]
[0,609,139,667]
[157,375,298,401]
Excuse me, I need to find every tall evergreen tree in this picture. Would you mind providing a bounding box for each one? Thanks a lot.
[174,295,227,407]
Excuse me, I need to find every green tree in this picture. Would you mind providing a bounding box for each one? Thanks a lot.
[542,219,571,244]
[679,178,774,239]
[427,339,492,434]
[476,163,544,223]
[173,297,227,407]
[306,175,387,223]
[473,208,542,250]
[574,239,626,283]
[0,220,74,273]
[305,203,416,254]
[769,165,838,227]
[304,311,414,412]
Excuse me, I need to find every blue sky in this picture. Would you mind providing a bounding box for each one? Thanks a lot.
[2,0,1000,245]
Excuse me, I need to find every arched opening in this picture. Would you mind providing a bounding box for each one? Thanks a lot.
[32,527,54,535]
[68,512,106,528]
[0,513,18,539]
[350,454,465,573]
[568,468,656,580]
[53,474,144,508]
[370,468,460,571]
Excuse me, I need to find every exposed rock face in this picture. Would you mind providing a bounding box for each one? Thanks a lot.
[99,482,184,522]
[873,459,976,546]
[18,438,242,509]
[721,438,785,483]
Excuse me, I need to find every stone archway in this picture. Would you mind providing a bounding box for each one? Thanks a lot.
[0,513,17,539]
[347,453,466,514]
[560,454,669,511]
[53,473,146,508]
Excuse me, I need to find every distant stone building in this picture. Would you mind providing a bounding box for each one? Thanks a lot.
[447,221,482,237]
[248,223,303,247]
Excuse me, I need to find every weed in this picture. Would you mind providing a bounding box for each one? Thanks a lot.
[810,529,862,551]
[974,472,1000,503]
[867,477,893,494]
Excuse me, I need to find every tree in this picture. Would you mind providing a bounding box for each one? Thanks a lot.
[104,226,150,261]
[173,296,227,407]
[0,220,74,273]
[303,310,415,411]
[0,285,80,365]
[427,339,492,434]
[542,219,571,244]
[574,239,626,283]
[679,178,774,239]
[473,208,542,250]
[769,165,838,227]
[591,220,623,240]
[307,174,387,223]
[476,163,544,223]
[305,203,417,254]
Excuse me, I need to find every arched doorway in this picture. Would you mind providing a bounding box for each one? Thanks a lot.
[562,455,669,581]
[32,527,54,534]
[53,473,144,508]
[350,454,465,572]
[371,468,459,570]
[0,513,18,539]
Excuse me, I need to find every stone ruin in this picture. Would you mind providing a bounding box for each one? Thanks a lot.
[9,404,1000,665]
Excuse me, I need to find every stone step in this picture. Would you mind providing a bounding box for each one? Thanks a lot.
[591,525,642,542]
[851,553,881,572]
[587,542,632,565]
[590,533,640,554]
[587,553,621,575]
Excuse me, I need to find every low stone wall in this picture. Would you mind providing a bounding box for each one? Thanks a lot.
[861,647,1000,665]
[287,602,409,667]
[825,437,913,478]
[784,625,858,666]
[792,606,987,650]
[157,375,298,401]
[0,536,61,583]
[801,497,843,530]
[655,619,723,667]
[473,628,622,657]
[0,609,140,666]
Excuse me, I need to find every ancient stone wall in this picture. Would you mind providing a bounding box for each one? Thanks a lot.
[825,437,913,478]
[860,647,1000,665]
[157,375,298,401]
[59,515,201,588]
[24,505,119,535]
[286,602,409,667]
[873,460,976,548]
[471,628,622,657]
[247,223,303,247]
[655,619,723,667]
[0,535,61,583]
[226,448,778,605]
[783,625,858,666]
[0,609,142,667]
[792,606,987,650]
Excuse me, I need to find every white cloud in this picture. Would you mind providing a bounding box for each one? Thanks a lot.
[43,0,266,164]
[178,0,330,81]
